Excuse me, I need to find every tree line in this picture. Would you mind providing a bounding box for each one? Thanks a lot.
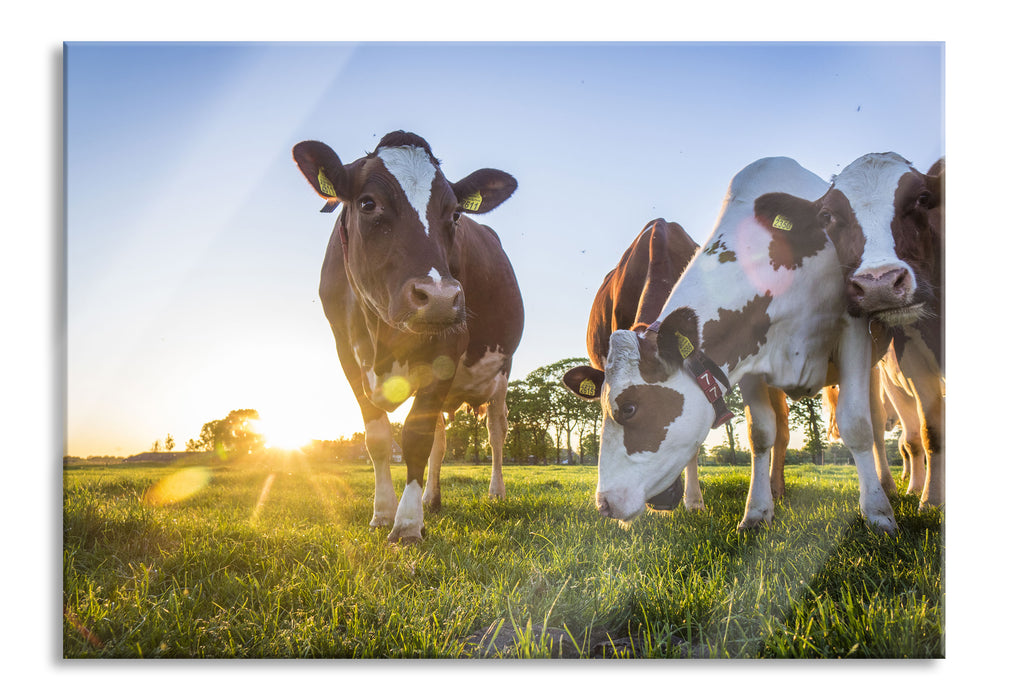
[172,357,889,467]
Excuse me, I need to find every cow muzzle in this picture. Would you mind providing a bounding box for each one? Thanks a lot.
[847,265,917,319]
[395,277,465,332]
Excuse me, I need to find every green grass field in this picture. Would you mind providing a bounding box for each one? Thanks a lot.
[63,455,943,658]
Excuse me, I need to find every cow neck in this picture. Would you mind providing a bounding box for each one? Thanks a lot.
[644,321,733,428]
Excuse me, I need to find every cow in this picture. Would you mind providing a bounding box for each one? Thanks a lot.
[821,154,944,509]
[563,219,792,510]
[563,156,900,533]
[292,131,524,543]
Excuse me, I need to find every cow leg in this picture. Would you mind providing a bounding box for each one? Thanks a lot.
[363,410,397,528]
[768,387,789,499]
[835,320,897,534]
[683,452,705,510]
[422,412,446,511]
[388,394,443,544]
[900,348,944,509]
[870,367,899,495]
[486,383,508,500]
[883,379,926,495]
[737,375,776,530]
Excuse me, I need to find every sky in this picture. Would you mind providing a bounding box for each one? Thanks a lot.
[63,41,945,457]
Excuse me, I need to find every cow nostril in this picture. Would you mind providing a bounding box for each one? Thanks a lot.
[412,286,429,308]
[892,269,910,296]
[849,279,866,301]
[596,495,611,517]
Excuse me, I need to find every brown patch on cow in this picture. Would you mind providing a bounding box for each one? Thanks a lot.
[701,293,773,370]
[704,237,736,263]
[753,192,829,271]
[614,384,685,454]
[636,333,671,384]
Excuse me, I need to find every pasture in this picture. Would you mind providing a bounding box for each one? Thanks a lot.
[63,455,943,658]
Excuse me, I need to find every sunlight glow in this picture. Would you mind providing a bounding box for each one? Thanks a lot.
[253,414,314,451]
[143,467,211,506]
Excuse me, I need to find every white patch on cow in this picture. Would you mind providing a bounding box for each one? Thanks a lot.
[378,146,437,236]
[428,267,442,283]
[832,153,916,282]
[446,348,510,403]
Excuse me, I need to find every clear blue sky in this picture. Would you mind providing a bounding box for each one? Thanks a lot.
[64,41,944,456]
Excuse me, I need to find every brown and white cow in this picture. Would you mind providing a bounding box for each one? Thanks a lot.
[563,219,793,510]
[568,156,900,533]
[293,131,524,543]
[821,153,944,509]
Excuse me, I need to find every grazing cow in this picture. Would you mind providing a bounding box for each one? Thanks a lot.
[563,219,792,509]
[825,154,944,508]
[565,156,900,533]
[292,131,524,543]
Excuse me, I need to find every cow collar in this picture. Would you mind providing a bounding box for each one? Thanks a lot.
[645,321,734,429]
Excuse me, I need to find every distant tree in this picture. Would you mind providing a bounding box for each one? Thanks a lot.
[151,439,161,453]
[164,434,175,452]
[188,410,265,458]
[788,394,825,465]
[721,388,746,466]
[445,408,488,462]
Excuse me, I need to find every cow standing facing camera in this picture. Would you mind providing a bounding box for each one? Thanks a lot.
[293,131,524,544]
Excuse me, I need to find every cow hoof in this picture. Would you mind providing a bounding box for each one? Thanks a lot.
[387,527,424,545]
[423,496,442,512]
[736,515,771,531]
[684,501,706,512]
[918,500,943,513]
[865,514,898,535]
[370,515,394,528]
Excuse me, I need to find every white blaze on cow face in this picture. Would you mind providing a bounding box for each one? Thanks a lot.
[595,331,714,523]
[377,146,438,237]
[831,153,918,315]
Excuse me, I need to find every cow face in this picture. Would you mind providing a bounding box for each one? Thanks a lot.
[822,152,942,325]
[294,131,517,334]
[563,323,714,523]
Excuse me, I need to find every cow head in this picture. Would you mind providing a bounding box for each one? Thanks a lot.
[293,131,517,334]
[822,152,942,325]
[563,313,716,523]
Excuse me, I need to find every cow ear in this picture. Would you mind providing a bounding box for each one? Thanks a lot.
[452,169,518,214]
[655,307,699,369]
[293,140,349,213]
[925,158,944,208]
[753,192,821,236]
[562,366,605,401]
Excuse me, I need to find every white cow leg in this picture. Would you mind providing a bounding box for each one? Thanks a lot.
[388,480,425,544]
[486,387,508,499]
[836,322,897,534]
[423,413,446,511]
[365,415,397,528]
[870,367,899,495]
[683,452,705,511]
[737,375,775,530]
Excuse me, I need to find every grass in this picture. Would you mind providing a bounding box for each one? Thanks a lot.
[63,455,943,658]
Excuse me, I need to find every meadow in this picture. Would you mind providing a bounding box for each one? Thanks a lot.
[63,454,943,658]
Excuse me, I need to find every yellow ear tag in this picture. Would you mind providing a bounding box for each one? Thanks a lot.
[579,378,598,397]
[318,169,337,197]
[675,331,694,359]
[460,192,483,212]
[772,214,793,231]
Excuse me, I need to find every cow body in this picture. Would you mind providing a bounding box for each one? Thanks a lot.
[294,131,523,543]
[829,154,944,509]
[565,218,793,509]
[578,156,898,533]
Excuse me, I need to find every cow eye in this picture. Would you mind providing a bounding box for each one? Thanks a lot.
[617,402,637,421]
[358,196,377,213]
[916,191,933,208]
[817,209,833,227]
[452,210,462,223]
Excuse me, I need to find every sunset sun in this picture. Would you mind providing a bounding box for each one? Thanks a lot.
[254,413,314,451]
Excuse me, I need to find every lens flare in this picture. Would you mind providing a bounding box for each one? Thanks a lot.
[143,467,211,506]
[382,375,412,404]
